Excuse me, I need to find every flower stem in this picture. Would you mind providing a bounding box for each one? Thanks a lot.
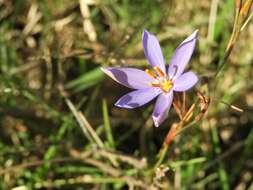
[153,144,169,169]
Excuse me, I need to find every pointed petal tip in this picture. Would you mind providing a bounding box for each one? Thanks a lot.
[142,29,149,40]
[100,67,106,71]
[143,29,150,34]
[180,29,199,46]
[100,67,110,74]
[186,29,199,42]
[152,116,162,127]
[114,101,131,109]
[114,99,126,108]
[193,29,199,38]
[114,101,120,107]
[114,102,123,108]
[100,67,106,74]
[194,29,199,34]
[143,29,148,33]
[152,116,160,127]
[100,67,115,80]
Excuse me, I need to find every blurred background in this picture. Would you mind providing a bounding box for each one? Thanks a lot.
[0,0,253,189]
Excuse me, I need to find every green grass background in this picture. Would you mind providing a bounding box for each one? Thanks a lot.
[0,0,253,189]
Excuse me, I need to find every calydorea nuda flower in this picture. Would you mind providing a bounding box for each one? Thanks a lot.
[102,29,199,127]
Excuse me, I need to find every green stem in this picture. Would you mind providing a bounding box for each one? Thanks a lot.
[153,144,169,169]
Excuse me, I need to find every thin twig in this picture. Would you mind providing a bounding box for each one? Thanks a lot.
[65,98,95,144]
[34,175,149,189]
[0,157,84,176]
[78,112,104,148]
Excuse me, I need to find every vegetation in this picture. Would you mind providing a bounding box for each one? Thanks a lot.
[0,0,253,189]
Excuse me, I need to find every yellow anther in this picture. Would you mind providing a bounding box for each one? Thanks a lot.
[160,80,173,93]
[154,66,165,78]
[145,69,157,79]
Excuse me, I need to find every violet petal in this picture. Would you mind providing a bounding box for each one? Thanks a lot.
[152,91,173,127]
[168,30,198,79]
[142,30,166,72]
[101,67,154,89]
[173,71,198,92]
[115,88,161,109]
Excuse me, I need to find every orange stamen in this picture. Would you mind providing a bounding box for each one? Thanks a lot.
[145,69,157,79]
[154,66,165,78]
[150,82,160,87]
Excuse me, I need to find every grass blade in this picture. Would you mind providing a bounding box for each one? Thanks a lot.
[102,99,115,149]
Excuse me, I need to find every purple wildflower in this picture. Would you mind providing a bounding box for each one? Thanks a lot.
[102,29,199,127]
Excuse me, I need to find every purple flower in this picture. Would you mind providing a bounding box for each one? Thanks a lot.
[102,29,199,127]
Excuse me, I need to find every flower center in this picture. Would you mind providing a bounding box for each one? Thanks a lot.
[145,67,173,93]
[160,79,173,92]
